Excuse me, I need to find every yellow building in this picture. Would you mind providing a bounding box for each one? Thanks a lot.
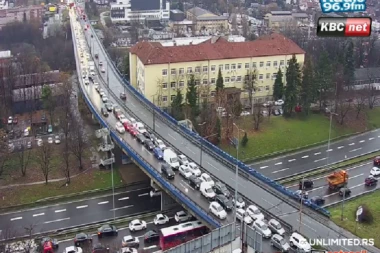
[186,7,228,33]
[129,33,305,107]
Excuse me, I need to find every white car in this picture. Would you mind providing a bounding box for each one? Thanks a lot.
[116,122,125,133]
[102,96,108,103]
[119,114,127,123]
[370,167,380,176]
[54,135,61,144]
[275,99,284,106]
[253,220,272,238]
[155,139,166,150]
[179,165,192,179]
[234,195,245,209]
[246,205,264,221]
[209,201,227,220]
[7,116,13,124]
[36,139,43,146]
[99,91,105,97]
[48,137,53,144]
[153,214,169,225]
[101,67,105,73]
[64,246,83,253]
[174,211,191,223]
[240,111,250,116]
[121,235,139,248]
[128,219,147,232]
[188,162,201,176]
[178,154,189,166]
[200,182,216,200]
[120,248,137,253]
[236,208,253,225]
[268,219,286,236]
[289,232,311,252]
[129,118,137,124]
[200,173,215,187]
[134,122,147,134]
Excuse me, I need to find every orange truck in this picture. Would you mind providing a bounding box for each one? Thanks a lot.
[327,170,349,190]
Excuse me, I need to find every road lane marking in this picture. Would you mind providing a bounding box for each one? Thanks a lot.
[186,146,195,154]
[207,162,219,171]
[44,218,70,224]
[155,123,161,128]
[288,159,296,162]
[98,201,109,205]
[110,205,133,211]
[143,246,158,250]
[131,103,136,107]
[349,148,362,152]
[118,197,130,201]
[168,134,176,140]
[297,219,317,232]
[260,166,268,169]
[274,162,282,165]
[326,149,333,152]
[314,152,321,155]
[349,143,355,146]
[369,137,375,140]
[302,155,309,158]
[33,213,45,217]
[138,193,149,197]
[272,168,289,174]
[337,146,344,149]
[10,217,22,221]
[314,157,327,162]
[76,205,88,209]
[359,140,365,143]
[55,209,66,213]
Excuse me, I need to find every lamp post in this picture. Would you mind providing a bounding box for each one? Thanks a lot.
[198,122,218,167]
[326,112,338,166]
[232,123,244,228]
[152,95,156,131]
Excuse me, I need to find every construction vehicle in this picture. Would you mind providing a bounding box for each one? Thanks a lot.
[327,170,348,190]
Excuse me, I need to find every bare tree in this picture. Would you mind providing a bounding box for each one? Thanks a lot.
[336,95,352,125]
[35,144,54,184]
[353,89,367,119]
[70,118,88,170]
[243,69,257,114]
[0,129,10,179]
[17,145,32,177]
[252,102,264,131]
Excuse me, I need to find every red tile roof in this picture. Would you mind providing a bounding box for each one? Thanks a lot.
[130,33,305,65]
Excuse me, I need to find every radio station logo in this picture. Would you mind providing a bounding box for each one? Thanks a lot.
[317,17,372,37]
[320,0,366,13]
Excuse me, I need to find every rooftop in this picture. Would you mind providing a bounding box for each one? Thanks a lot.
[130,33,305,65]
[354,67,380,80]
[0,50,11,59]
[187,6,212,17]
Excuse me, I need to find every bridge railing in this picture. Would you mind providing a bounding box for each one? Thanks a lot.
[87,23,330,217]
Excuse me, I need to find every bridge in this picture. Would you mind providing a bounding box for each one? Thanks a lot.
[69,6,380,253]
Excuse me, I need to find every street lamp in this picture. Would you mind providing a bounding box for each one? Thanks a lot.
[198,122,218,167]
[152,95,156,131]
[326,112,338,166]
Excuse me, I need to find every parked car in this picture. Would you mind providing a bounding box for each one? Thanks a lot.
[54,135,61,144]
[48,124,53,134]
[7,116,13,124]
[161,163,175,179]
[213,181,230,198]
[188,175,202,190]
[275,99,284,106]
[97,224,118,238]
[153,214,169,225]
[128,219,147,232]
[74,233,92,246]
[143,230,159,243]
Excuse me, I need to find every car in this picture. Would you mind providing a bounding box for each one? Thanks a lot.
[153,147,163,159]
[48,124,53,134]
[84,78,89,85]
[253,220,272,238]
[154,139,166,150]
[188,175,202,190]
[123,121,133,132]
[272,109,280,116]
[40,237,59,249]
[270,234,290,252]
[143,131,151,140]
[299,179,313,189]
[12,116,18,124]
[130,127,138,137]
[99,61,103,66]
[294,189,308,200]
[278,108,283,115]
[120,92,126,100]
[24,128,30,137]
[365,176,378,186]
[246,205,264,221]
[233,195,246,209]
[144,140,155,151]
[236,208,253,225]
[102,96,108,103]
[113,107,121,116]
[119,248,137,253]
[150,188,161,197]
[153,214,169,225]
[268,219,285,236]
[161,163,175,179]
[275,99,284,106]
[74,233,92,246]
[7,116,13,124]
[119,114,128,123]
[64,246,83,253]
[178,154,189,166]
[101,108,109,117]
[136,133,147,144]
[99,88,105,95]
[370,166,380,176]
[92,244,110,253]
[27,141,32,149]
[37,138,43,147]
[129,117,137,125]
[129,219,147,232]
[121,235,139,248]
[134,122,147,134]
[143,230,159,243]
[95,85,100,92]
[105,103,113,112]
[187,162,201,176]
[174,210,191,223]
[213,181,230,198]
[215,194,233,211]
[339,187,351,197]
[310,196,325,206]
[209,201,227,220]
[289,232,311,252]
[88,76,94,82]
[54,135,61,144]
[116,122,125,134]
[240,111,250,116]
[101,67,105,73]
[179,165,192,179]
[200,182,216,200]
[97,224,118,238]
[374,156,380,167]
[199,173,215,187]
[48,137,53,144]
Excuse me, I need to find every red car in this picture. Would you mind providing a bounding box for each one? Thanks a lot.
[374,156,380,167]
[12,116,18,124]
[130,127,138,137]
[123,121,132,132]
[365,176,378,186]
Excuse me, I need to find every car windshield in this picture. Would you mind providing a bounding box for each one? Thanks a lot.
[216,206,224,212]
[205,188,213,193]
[170,157,178,163]
[253,208,260,214]
[280,239,286,245]
[274,223,281,229]
[183,167,189,173]
[261,224,268,230]
[205,177,212,182]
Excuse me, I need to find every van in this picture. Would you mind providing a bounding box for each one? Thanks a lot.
[163,149,179,170]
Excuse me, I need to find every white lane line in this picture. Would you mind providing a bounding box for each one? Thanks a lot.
[131,103,136,107]
[307,186,324,192]
[359,140,365,143]
[314,157,327,162]
[207,162,219,171]
[288,159,296,162]
[261,198,280,212]
[168,134,176,140]
[369,137,375,140]
[186,146,195,154]
[378,135,380,138]
[143,246,158,250]
[55,209,66,213]
[326,149,333,152]
[110,205,133,211]
[349,143,355,146]
[98,201,109,205]
[274,162,282,165]
[350,173,364,180]
[76,205,88,209]
[10,217,22,221]
[314,152,321,155]
[349,148,362,152]
[302,155,309,159]
[272,168,289,174]
[337,146,344,149]
[44,218,70,224]
[138,193,149,197]
[155,123,161,128]
[33,213,45,217]
[118,197,130,201]
[297,219,317,232]
[260,166,268,169]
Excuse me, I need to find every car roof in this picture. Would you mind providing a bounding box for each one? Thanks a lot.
[123,235,133,240]
[269,219,280,225]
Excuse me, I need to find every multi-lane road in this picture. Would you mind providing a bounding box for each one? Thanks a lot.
[0,185,160,237]
[252,130,380,180]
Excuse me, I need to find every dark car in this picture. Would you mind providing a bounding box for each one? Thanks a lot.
[40,237,59,249]
[365,176,378,186]
[105,103,113,112]
[144,140,155,151]
[161,163,175,179]
[136,133,147,144]
[213,181,230,198]
[150,133,158,143]
[101,108,109,117]
[89,76,94,82]
[339,187,351,197]
[143,230,159,243]
[188,175,202,190]
[74,233,92,246]
[299,179,313,190]
[143,131,151,140]
[97,224,118,238]
[92,244,110,253]
[374,156,380,167]
[120,92,126,100]
[215,194,233,211]
[310,196,325,206]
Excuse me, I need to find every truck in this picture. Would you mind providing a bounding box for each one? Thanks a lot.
[327,170,348,190]
[88,61,95,75]
[163,148,180,170]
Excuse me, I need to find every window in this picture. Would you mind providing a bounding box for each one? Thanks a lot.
[211,91,216,97]
[195,66,201,73]
[258,86,263,92]
[245,63,250,69]
[236,76,242,82]
[171,69,176,75]
[225,64,230,70]
[162,69,168,76]
[203,66,208,72]
[231,76,236,82]
[272,73,277,79]
[237,63,242,69]
[266,61,271,67]
[195,80,200,85]
[225,77,230,83]
[170,82,176,88]
[162,96,168,102]
[258,74,263,80]
[273,61,278,67]
[211,78,216,84]
[266,73,270,79]
[211,65,216,72]
[259,62,264,67]
[219,64,223,70]
[202,79,208,85]
[179,81,184,87]
[252,62,257,68]
[265,86,270,91]
[162,82,168,89]
[287,60,290,65]
[171,95,176,101]
[280,60,284,66]
[187,67,192,73]
[231,64,236,70]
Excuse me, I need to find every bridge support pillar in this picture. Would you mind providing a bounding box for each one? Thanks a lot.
[161,191,179,211]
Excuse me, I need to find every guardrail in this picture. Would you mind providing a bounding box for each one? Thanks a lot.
[85,18,330,216]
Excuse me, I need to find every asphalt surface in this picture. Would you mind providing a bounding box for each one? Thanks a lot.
[286,161,378,207]
[252,130,380,180]
[71,9,380,253]
[0,186,160,237]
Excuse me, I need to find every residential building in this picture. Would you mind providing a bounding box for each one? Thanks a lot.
[264,11,309,30]
[110,0,170,23]
[186,7,228,33]
[153,35,245,46]
[353,67,380,90]
[129,33,305,108]
[0,5,44,29]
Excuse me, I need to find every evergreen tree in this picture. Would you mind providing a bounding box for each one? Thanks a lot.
[23,12,27,23]
[300,57,315,116]
[216,68,224,93]
[215,117,221,145]
[315,51,333,110]
[178,0,184,11]
[171,89,184,120]
[241,132,248,147]
[343,40,355,89]
[186,74,198,119]
[284,55,302,116]
[273,68,284,100]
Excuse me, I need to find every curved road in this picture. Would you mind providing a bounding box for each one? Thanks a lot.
[72,8,380,253]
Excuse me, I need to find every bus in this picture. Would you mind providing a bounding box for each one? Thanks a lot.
[159,220,209,250]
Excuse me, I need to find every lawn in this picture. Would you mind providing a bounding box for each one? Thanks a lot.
[366,107,380,129]
[328,190,380,248]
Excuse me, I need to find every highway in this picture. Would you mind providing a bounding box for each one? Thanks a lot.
[0,186,160,237]
[252,130,380,180]
[72,8,380,253]
[286,161,378,207]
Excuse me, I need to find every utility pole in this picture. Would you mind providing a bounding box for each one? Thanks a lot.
[299,177,305,233]
[152,96,156,131]
[198,122,206,166]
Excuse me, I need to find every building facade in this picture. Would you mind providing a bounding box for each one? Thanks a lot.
[129,33,305,108]
[186,7,228,33]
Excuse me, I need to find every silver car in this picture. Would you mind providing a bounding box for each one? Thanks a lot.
[270,234,290,252]
[268,219,285,236]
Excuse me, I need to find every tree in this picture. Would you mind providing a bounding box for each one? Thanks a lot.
[41,85,56,124]
[299,57,315,115]
[35,144,53,184]
[243,69,257,114]
[315,51,333,110]
[215,117,221,145]
[178,0,184,11]
[171,89,184,120]
[273,68,284,100]
[343,40,355,89]
[23,12,27,22]
[123,53,130,79]
[283,55,302,116]
[232,97,243,117]
[186,74,198,120]
[17,145,31,177]
[353,90,366,119]
[0,130,10,179]
[70,118,87,170]
[364,70,380,109]
[252,103,264,131]
[216,69,224,98]
[241,132,248,147]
